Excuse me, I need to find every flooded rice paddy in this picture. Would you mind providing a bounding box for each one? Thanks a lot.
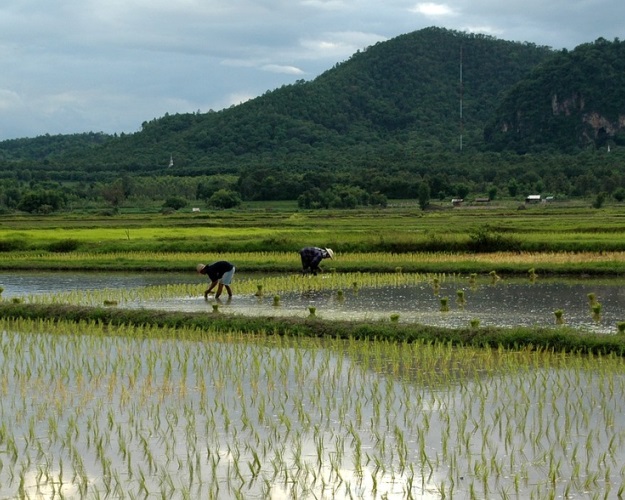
[1,272,625,498]
[2,271,625,334]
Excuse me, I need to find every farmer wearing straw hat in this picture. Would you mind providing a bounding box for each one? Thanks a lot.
[299,247,334,275]
[196,261,235,299]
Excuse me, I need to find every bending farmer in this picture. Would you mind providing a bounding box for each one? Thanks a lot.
[197,261,235,299]
[299,247,334,275]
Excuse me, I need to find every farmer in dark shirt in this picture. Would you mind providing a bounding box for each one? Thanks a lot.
[299,247,334,275]
[197,261,235,299]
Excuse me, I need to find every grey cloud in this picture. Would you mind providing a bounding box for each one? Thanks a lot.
[0,0,622,139]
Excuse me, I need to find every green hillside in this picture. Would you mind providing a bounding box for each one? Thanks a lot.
[1,28,553,175]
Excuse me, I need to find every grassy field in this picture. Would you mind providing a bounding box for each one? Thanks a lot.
[1,202,625,274]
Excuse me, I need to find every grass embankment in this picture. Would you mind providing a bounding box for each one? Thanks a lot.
[3,302,625,356]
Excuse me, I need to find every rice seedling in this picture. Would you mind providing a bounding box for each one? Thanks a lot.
[470,318,480,329]
[440,297,450,312]
[489,270,500,283]
[273,295,280,307]
[591,303,602,322]
[554,309,565,325]
[308,306,316,318]
[617,322,625,335]
[528,268,538,282]
[432,277,440,295]
[588,293,597,307]
[456,290,466,308]
[390,314,400,323]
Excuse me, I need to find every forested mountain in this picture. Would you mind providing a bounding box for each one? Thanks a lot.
[1,27,553,176]
[1,27,625,212]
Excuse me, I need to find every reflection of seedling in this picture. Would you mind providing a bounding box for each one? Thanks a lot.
[440,297,450,312]
[469,273,477,290]
[591,303,602,322]
[432,277,440,295]
[390,314,400,323]
[587,293,597,307]
[395,267,402,274]
[273,295,280,307]
[470,318,480,329]
[254,285,264,297]
[617,322,625,335]
[456,290,466,307]
[308,306,316,317]
[528,268,537,281]
[554,309,565,325]
[337,290,344,301]
[352,282,359,293]
[212,304,220,314]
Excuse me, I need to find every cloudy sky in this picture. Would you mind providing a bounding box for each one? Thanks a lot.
[0,0,622,140]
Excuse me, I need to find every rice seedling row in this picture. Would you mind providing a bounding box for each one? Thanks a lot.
[1,318,625,498]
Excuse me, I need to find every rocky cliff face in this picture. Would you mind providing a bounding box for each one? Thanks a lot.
[486,38,625,152]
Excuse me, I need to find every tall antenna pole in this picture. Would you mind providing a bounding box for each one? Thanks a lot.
[459,44,463,152]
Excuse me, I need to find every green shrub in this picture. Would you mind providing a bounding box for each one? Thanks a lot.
[0,238,28,252]
[47,239,80,253]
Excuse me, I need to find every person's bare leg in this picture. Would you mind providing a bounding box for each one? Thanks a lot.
[224,285,233,297]
[215,283,224,298]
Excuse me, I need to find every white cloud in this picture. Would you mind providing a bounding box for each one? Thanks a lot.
[261,64,305,75]
[410,2,457,17]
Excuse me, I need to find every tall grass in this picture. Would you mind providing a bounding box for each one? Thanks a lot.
[3,249,625,274]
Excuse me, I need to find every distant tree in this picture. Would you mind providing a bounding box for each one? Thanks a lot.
[208,189,241,209]
[369,191,388,207]
[417,182,430,210]
[613,187,625,202]
[508,179,519,197]
[298,188,328,209]
[454,183,470,199]
[17,189,65,213]
[100,179,126,208]
[162,196,188,211]
[1,187,21,209]
[592,192,606,209]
